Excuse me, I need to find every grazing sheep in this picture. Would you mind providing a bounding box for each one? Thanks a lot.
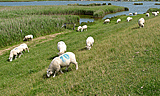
[86,36,94,50]
[9,47,23,62]
[23,35,33,41]
[57,41,67,55]
[46,52,78,78]
[104,19,110,24]
[77,26,82,32]
[117,19,121,23]
[19,43,29,53]
[146,13,150,17]
[138,18,145,28]
[133,12,137,15]
[126,17,133,22]
[129,13,132,16]
[81,25,87,32]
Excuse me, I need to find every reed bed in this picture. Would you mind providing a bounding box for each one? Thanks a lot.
[0,15,79,48]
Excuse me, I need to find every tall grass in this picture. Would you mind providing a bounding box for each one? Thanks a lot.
[0,13,159,95]
[0,15,79,48]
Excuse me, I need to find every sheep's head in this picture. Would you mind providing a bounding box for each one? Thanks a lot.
[46,69,53,78]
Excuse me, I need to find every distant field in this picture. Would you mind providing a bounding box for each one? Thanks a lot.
[0,12,159,95]
[0,5,127,48]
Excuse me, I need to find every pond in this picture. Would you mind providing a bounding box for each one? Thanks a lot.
[0,1,160,23]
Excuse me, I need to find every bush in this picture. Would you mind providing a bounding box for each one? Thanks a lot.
[134,3,143,5]
[155,3,160,5]
[108,3,112,5]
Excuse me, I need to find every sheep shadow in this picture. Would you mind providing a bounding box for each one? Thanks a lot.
[78,47,88,51]
[132,27,139,30]
[47,54,59,60]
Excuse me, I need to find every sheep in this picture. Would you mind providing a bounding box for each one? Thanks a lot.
[157,11,159,14]
[104,19,110,24]
[129,13,132,16]
[86,36,94,50]
[146,13,150,17]
[81,25,87,32]
[57,41,67,55]
[126,17,132,22]
[138,18,145,28]
[133,12,137,15]
[77,26,82,32]
[152,12,158,16]
[23,35,33,41]
[46,52,78,78]
[117,19,121,23]
[19,43,29,53]
[9,46,23,62]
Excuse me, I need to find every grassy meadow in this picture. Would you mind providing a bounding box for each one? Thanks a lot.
[0,10,160,95]
[0,5,127,48]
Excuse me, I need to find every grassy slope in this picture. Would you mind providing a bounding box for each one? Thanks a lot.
[0,14,160,95]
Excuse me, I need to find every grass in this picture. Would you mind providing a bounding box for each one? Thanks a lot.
[0,5,127,48]
[0,12,160,95]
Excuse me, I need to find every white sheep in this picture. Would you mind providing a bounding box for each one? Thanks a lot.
[129,13,132,16]
[81,25,87,32]
[133,12,137,15]
[157,11,159,14]
[9,46,23,62]
[86,36,94,50]
[138,18,145,28]
[117,19,121,23]
[146,13,150,17]
[23,35,33,41]
[104,19,110,24]
[57,41,67,55]
[152,12,158,16]
[77,26,82,32]
[46,52,78,78]
[19,43,29,53]
[126,17,132,22]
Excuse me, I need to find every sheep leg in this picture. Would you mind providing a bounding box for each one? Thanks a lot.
[72,61,78,70]
[60,68,64,74]
[65,65,70,71]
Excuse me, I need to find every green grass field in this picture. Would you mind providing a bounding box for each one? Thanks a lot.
[0,12,160,95]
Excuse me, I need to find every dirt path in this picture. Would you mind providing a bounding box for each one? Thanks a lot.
[0,32,64,55]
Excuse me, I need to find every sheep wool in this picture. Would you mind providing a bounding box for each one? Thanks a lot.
[47,52,78,78]
[138,18,145,28]
[86,36,94,50]
[57,41,67,55]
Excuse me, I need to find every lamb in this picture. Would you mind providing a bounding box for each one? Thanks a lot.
[146,13,150,17]
[138,18,145,28]
[81,25,87,32]
[104,19,110,24]
[9,46,23,62]
[86,36,94,50]
[19,43,29,53]
[117,19,121,23]
[46,52,78,78]
[23,35,33,41]
[126,17,132,22]
[57,41,67,55]
[77,26,82,32]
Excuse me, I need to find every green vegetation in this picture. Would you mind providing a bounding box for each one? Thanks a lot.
[0,11,160,95]
[155,3,160,5]
[147,8,160,13]
[0,5,128,48]
[133,3,143,5]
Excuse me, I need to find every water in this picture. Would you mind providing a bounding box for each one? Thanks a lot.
[0,1,160,23]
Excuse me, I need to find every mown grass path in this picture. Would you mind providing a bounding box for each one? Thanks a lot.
[0,14,159,95]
